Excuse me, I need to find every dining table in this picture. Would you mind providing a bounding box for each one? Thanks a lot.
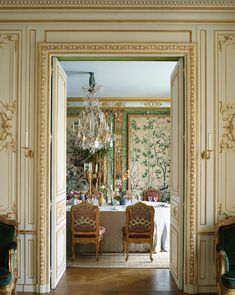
[66,201,170,255]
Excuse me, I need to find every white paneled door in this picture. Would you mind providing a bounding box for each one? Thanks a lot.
[51,58,67,289]
[170,58,184,289]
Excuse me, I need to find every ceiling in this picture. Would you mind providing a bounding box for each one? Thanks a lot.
[60,60,177,98]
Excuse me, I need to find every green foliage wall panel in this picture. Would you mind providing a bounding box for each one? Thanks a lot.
[122,109,171,202]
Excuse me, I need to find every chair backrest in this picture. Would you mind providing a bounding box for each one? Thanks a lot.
[216,217,235,266]
[71,202,100,236]
[143,187,160,201]
[0,214,18,267]
[125,202,154,235]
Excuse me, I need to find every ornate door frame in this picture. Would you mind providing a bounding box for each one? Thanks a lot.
[38,42,197,292]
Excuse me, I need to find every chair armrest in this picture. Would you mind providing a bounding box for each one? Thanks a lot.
[8,248,17,273]
[217,249,229,275]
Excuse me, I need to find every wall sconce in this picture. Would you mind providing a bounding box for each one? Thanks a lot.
[201,132,214,160]
[21,129,34,159]
[21,147,34,159]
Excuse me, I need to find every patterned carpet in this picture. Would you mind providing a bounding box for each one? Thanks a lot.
[67,252,169,269]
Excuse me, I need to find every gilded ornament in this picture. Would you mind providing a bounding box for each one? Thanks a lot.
[39,42,197,286]
[219,101,235,153]
[0,100,16,152]
[0,0,235,9]
[218,35,235,51]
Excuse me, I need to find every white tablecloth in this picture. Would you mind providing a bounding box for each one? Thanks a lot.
[66,202,170,254]
[141,201,170,252]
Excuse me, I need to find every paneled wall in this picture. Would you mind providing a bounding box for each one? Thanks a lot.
[0,9,235,293]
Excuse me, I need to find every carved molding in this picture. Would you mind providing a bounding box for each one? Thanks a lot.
[0,0,235,9]
[0,100,16,152]
[0,34,18,50]
[56,200,66,225]
[218,35,235,52]
[219,101,235,153]
[38,42,197,286]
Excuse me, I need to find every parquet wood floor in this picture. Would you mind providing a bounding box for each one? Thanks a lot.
[18,268,217,295]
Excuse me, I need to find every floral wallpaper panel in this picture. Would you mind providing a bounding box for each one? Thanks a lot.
[128,114,171,202]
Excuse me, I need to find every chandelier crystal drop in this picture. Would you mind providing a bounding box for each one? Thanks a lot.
[73,72,113,155]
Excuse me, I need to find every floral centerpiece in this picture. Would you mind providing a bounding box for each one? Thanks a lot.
[67,190,81,205]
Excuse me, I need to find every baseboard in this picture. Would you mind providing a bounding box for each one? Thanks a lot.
[198,285,217,293]
[16,285,36,292]
[183,284,198,294]
[36,283,51,293]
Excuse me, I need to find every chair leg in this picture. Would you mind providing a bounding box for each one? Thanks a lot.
[96,241,99,261]
[12,277,17,295]
[71,242,75,260]
[123,240,126,255]
[150,242,153,262]
[125,242,129,261]
[99,239,103,255]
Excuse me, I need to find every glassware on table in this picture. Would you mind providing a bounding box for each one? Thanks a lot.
[148,196,153,202]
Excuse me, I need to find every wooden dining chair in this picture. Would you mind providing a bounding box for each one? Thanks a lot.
[71,202,105,261]
[123,202,155,262]
[143,187,160,202]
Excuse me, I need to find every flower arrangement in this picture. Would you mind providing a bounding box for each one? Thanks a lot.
[67,191,81,205]
[67,191,80,199]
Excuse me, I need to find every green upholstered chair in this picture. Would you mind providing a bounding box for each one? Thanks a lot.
[0,214,18,295]
[216,216,235,295]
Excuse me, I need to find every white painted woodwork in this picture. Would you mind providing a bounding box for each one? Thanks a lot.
[0,33,18,217]
[17,235,24,285]
[45,28,191,43]
[170,59,184,289]
[197,234,216,286]
[51,58,67,289]
[0,11,234,293]
[217,33,235,217]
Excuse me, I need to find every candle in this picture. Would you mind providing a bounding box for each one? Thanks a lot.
[72,122,75,132]
[95,164,98,173]
[25,129,29,147]
[208,132,212,150]
[88,163,92,172]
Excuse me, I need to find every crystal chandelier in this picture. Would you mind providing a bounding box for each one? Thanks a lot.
[73,72,113,155]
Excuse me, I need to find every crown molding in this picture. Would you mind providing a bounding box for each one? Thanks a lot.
[0,0,235,10]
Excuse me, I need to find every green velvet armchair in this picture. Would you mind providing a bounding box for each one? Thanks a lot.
[216,215,235,295]
[0,214,18,295]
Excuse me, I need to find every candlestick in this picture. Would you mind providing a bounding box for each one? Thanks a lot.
[25,129,29,147]
[208,132,212,150]
[88,163,92,172]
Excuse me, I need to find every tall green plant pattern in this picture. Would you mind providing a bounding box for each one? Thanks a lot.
[129,115,171,202]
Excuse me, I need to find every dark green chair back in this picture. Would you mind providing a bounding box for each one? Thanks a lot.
[219,223,235,266]
[0,221,16,268]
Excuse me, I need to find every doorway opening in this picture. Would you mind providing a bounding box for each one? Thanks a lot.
[63,58,175,259]
[37,42,197,294]
[51,56,183,287]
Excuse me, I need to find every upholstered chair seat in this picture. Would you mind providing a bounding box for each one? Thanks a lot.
[216,216,235,295]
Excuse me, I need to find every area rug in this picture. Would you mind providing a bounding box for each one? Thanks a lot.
[67,252,169,269]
